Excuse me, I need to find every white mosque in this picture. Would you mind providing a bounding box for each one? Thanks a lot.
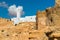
[8,5,36,25]
[11,15,36,25]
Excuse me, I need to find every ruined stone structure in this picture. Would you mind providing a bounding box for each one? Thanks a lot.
[0,0,60,40]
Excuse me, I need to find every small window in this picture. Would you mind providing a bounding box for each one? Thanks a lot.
[6,34,9,36]
[46,9,48,12]
[1,30,4,32]
[50,18,53,22]
[15,24,17,26]
[29,32,31,34]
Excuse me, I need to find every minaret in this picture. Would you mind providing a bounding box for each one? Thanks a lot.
[11,6,23,25]
[16,6,23,19]
[17,12,20,19]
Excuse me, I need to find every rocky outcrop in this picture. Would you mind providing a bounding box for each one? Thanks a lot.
[0,0,60,40]
[36,11,47,30]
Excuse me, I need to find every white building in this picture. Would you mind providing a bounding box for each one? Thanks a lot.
[11,15,36,25]
[9,5,36,25]
[25,16,36,22]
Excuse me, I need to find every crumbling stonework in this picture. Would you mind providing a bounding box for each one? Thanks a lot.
[0,0,60,40]
[36,11,47,30]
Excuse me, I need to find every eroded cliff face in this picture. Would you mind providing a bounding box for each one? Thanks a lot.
[0,18,36,40]
[0,8,60,40]
[0,0,60,40]
[0,17,50,40]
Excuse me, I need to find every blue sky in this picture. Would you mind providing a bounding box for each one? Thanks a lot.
[0,0,55,19]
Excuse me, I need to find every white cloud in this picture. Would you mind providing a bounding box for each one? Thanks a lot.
[8,5,17,16]
[8,4,23,16]
[0,2,8,8]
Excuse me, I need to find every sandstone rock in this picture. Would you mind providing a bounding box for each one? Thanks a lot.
[0,0,60,40]
[36,11,47,30]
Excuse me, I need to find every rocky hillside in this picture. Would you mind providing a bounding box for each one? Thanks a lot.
[0,0,60,40]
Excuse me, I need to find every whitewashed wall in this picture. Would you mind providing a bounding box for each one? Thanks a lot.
[11,15,36,25]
